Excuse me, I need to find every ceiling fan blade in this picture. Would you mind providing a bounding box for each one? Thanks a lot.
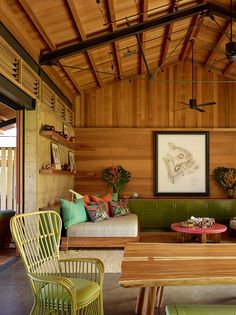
[196,101,216,107]
[196,107,205,113]
[179,102,190,107]
[172,106,190,112]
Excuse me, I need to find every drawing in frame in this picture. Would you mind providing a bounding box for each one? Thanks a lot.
[154,131,209,196]
[68,151,76,172]
[51,142,61,170]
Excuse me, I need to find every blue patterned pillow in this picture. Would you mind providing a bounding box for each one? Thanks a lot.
[85,201,109,222]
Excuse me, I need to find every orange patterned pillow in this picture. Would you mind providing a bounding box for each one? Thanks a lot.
[91,195,110,215]
[83,194,90,204]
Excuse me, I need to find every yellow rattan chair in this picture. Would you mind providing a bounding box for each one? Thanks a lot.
[10,211,104,315]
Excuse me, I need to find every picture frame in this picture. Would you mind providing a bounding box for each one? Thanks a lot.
[63,123,68,136]
[154,131,209,196]
[51,142,61,170]
[68,151,76,172]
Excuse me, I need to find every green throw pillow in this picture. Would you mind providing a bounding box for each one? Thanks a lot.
[61,199,87,229]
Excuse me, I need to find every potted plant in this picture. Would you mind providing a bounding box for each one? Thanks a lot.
[101,165,131,196]
[213,166,236,198]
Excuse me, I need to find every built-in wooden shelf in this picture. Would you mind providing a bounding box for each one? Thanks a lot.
[39,169,77,175]
[39,130,75,149]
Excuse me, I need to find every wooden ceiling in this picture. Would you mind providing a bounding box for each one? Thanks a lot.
[0,102,16,133]
[1,0,236,98]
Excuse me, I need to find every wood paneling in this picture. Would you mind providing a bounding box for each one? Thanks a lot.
[78,63,236,128]
[75,128,236,199]
[75,63,236,199]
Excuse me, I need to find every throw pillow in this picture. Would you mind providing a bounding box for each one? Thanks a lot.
[83,194,90,203]
[85,201,109,222]
[91,195,110,216]
[61,198,88,229]
[110,200,130,217]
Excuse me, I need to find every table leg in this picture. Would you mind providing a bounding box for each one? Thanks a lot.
[177,232,185,242]
[156,286,164,309]
[199,234,207,243]
[146,287,158,315]
[135,288,146,314]
[212,233,221,243]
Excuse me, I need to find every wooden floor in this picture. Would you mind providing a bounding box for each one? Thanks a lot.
[140,230,236,243]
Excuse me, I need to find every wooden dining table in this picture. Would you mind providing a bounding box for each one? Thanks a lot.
[119,242,236,315]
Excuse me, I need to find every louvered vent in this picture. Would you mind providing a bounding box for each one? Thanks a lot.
[0,38,18,81]
[65,108,74,126]
[42,83,55,109]
[22,62,40,97]
[56,97,66,120]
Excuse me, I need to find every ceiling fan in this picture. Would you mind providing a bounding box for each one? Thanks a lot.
[173,39,216,113]
[226,0,236,60]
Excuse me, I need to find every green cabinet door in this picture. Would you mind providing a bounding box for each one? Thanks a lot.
[157,200,176,229]
[190,200,208,218]
[174,200,191,222]
[205,200,222,223]
[129,200,158,230]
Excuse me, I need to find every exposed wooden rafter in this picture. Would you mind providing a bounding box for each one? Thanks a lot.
[223,60,236,74]
[18,0,82,95]
[203,21,230,69]
[40,2,208,65]
[106,0,122,79]
[179,15,202,62]
[66,0,103,88]
[159,0,177,68]
[139,0,149,74]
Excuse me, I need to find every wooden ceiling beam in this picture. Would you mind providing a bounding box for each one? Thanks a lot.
[203,21,230,70]
[179,14,204,62]
[139,0,149,74]
[40,2,209,65]
[0,118,16,129]
[106,0,122,79]
[223,61,235,74]
[159,0,177,67]
[179,15,199,62]
[18,0,82,95]
[67,0,103,88]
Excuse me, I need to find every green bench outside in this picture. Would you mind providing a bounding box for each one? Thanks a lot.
[165,304,236,315]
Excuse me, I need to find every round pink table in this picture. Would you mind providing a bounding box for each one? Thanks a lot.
[171,222,227,243]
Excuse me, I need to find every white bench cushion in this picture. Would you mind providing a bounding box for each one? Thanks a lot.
[67,213,138,237]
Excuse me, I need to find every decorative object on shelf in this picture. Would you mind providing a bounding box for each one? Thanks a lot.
[63,122,68,136]
[101,165,131,194]
[213,166,236,199]
[68,151,76,172]
[154,131,209,196]
[132,192,139,199]
[51,142,61,170]
[42,124,55,131]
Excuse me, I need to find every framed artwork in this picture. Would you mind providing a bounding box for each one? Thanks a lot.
[68,151,76,172]
[154,131,209,196]
[51,142,61,170]
[63,123,68,136]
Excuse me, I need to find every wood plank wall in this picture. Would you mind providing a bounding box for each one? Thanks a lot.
[74,128,236,198]
[75,63,236,198]
[76,64,236,129]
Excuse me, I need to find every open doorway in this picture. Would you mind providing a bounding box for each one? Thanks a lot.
[0,102,18,264]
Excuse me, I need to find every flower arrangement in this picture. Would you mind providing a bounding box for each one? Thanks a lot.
[213,166,236,190]
[101,165,131,193]
[213,166,236,198]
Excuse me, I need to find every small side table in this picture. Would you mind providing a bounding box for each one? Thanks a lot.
[171,222,227,243]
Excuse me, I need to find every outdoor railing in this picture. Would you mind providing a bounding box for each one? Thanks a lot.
[0,147,16,210]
